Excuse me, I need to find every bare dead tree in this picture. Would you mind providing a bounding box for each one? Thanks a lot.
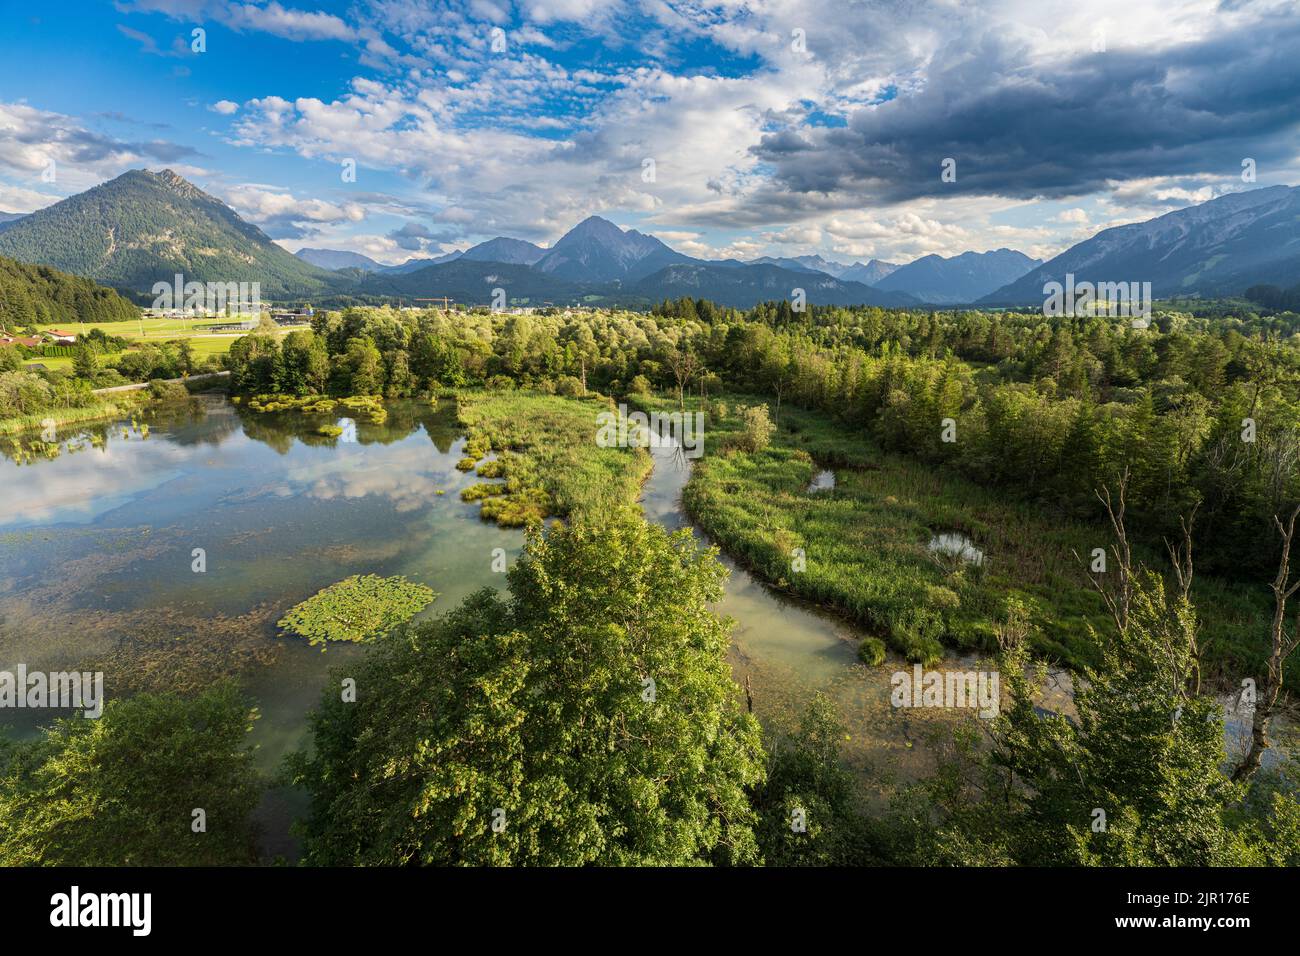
[1079,468,1202,700]
[1233,502,1300,783]
[1088,468,1133,634]
[665,345,700,413]
[1164,504,1201,695]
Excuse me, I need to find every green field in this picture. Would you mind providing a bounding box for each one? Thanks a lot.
[36,317,234,340]
[24,319,286,371]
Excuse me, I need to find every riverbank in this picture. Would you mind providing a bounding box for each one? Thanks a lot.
[0,393,151,438]
[0,371,230,438]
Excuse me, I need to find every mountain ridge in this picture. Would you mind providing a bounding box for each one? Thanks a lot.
[983,186,1300,304]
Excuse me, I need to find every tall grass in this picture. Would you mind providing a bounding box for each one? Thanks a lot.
[454,390,651,526]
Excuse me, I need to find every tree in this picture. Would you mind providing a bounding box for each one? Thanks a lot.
[665,343,701,412]
[72,345,97,379]
[0,683,261,865]
[753,694,867,865]
[290,510,766,865]
[903,491,1300,866]
[1234,503,1300,782]
[342,336,383,396]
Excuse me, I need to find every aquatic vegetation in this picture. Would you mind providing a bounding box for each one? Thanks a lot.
[453,391,651,527]
[857,636,887,666]
[276,573,436,646]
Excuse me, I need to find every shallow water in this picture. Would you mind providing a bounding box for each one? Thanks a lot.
[0,395,521,755]
[639,438,995,791]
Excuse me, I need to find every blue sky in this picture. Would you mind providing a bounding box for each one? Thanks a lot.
[0,0,1297,266]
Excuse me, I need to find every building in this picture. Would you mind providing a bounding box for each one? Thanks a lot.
[0,335,42,349]
[44,329,78,344]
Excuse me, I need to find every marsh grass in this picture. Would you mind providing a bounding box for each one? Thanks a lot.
[453,390,652,526]
[635,393,1274,683]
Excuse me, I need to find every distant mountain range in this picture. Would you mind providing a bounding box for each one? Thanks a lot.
[877,249,1042,304]
[296,247,382,272]
[839,260,900,285]
[4,169,1297,309]
[983,186,1300,304]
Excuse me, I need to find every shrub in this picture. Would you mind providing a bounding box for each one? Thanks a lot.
[858,636,887,666]
[738,404,775,453]
[555,375,585,397]
[891,607,946,665]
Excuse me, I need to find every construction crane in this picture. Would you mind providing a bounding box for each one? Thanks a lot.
[414,297,454,310]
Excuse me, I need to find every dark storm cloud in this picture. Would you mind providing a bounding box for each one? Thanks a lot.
[751,15,1300,205]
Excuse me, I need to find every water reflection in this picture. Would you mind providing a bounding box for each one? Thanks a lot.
[0,395,522,757]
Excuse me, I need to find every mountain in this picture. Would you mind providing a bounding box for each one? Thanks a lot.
[750,254,849,277]
[839,259,900,285]
[534,215,690,282]
[0,169,341,299]
[0,252,138,328]
[0,211,24,232]
[876,249,1041,304]
[296,247,382,272]
[355,258,582,305]
[460,237,546,265]
[379,251,462,274]
[983,186,1300,304]
[627,262,921,309]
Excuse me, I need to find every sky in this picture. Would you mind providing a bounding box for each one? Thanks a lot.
[0,0,1297,267]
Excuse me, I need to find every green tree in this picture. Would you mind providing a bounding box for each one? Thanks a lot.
[291,510,766,865]
[72,345,97,379]
[342,336,383,396]
[0,683,262,865]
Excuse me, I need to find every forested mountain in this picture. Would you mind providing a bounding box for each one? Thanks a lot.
[0,253,138,329]
[296,248,382,272]
[8,172,1297,309]
[355,257,585,304]
[0,169,343,298]
[378,251,463,273]
[984,185,1300,303]
[876,249,1041,303]
[460,236,546,265]
[626,261,920,307]
[0,211,24,230]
